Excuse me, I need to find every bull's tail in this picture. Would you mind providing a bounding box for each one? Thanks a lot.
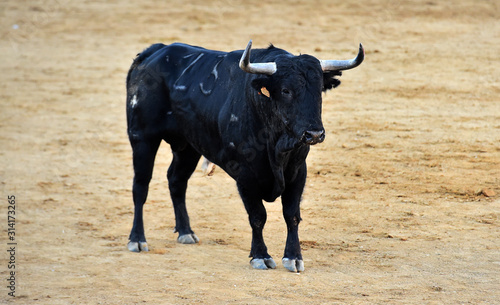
[126,43,166,85]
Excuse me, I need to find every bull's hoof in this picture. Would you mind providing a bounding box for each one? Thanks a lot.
[282,258,304,273]
[250,258,276,270]
[127,241,149,252]
[177,233,199,244]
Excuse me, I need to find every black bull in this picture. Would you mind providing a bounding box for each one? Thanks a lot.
[126,40,364,272]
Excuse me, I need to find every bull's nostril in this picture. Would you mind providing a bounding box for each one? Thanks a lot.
[303,130,325,145]
[318,132,325,142]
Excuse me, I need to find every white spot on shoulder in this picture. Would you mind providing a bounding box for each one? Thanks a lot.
[230,114,238,122]
[174,85,187,91]
[130,95,138,108]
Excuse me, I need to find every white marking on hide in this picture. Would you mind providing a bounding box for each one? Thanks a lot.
[130,95,138,108]
[174,53,205,91]
[167,111,173,115]
[174,85,187,91]
[199,83,210,95]
[199,60,222,96]
[229,142,235,148]
[181,53,204,74]
[230,114,238,122]
[212,61,220,80]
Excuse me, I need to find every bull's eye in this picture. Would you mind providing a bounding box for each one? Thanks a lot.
[281,88,292,96]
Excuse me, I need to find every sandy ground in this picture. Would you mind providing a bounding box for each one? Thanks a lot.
[1,0,499,304]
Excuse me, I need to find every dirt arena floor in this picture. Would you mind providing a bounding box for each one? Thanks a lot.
[1,0,499,304]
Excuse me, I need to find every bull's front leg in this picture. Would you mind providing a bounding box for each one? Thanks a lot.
[237,183,276,270]
[281,164,307,272]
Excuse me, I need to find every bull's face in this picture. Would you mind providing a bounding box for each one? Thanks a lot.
[240,40,364,146]
[250,55,326,145]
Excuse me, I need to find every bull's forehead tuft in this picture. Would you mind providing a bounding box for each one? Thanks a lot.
[275,54,321,73]
[273,55,322,86]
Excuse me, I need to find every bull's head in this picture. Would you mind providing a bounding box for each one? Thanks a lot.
[240,40,364,145]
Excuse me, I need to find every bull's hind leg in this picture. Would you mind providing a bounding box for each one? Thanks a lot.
[128,138,161,252]
[237,183,276,270]
[167,145,201,244]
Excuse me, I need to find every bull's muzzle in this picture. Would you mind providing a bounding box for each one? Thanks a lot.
[302,130,325,145]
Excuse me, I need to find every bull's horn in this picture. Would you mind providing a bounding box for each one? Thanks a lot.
[320,43,365,71]
[239,40,277,75]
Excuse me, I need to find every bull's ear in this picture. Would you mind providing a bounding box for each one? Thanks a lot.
[323,71,342,91]
[251,78,271,98]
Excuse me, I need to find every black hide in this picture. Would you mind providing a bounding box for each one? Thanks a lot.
[125,42,343,272]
